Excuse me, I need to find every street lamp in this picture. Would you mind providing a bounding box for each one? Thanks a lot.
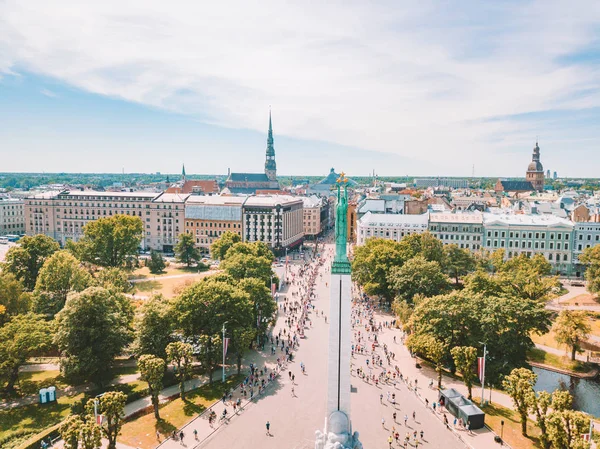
[480,342,487,406]
[222,321,228,383]
[500,420,504,445]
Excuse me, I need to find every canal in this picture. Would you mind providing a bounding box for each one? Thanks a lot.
[533,367,600,417]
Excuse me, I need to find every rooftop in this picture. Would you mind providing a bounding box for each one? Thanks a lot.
[483,213,573,228]
[359,211,429,226]
[153,193,191,203]
[244,195,302,207]
[186,195,248,206]
[429,211,483,223]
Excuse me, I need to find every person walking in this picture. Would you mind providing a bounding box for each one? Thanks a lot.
[193,429,198,440]
[266,421,271,436]
[404,414,408,426]
[179,431,184,446]
[381,417,385,428]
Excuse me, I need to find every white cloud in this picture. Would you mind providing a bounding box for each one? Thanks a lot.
[1,0,599,175]
[40,88,57,98]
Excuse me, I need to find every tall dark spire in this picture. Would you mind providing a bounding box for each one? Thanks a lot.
[182,163,186,181]
[265,109,277,181]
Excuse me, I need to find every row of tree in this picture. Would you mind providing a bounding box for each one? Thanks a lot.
[504,367,591,449]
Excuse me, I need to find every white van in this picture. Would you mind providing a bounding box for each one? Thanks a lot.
[0,236,8,244]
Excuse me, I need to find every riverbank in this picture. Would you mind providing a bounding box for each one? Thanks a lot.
[528,361,598,379]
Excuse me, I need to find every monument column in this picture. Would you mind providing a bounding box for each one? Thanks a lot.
[315,173,361,449]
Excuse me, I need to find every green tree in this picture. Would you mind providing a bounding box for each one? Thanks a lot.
[210,231,241,260]
[166,341,193,399]
[554,310,591,360]
[172,278,253,339]
[0,272,31,324]
[579,246,600,294]
[398,232,445,265]
[450,346,477,400]
[175,233,201,267]
[80,417,102,449]
[93,267,131,293]
[389,256,451,303]
[352,238,406,302]
[60,414,84,449]
[73,215,143,267]
[33,250,92,316]
[406,334,446,388]
[138,354,166,419]
[197,334,222,384]
[230,327,256,375]
[224,241,274,263]
[55,287,133,386]
[3,234,60,290]
[0,313,53,392]
[239,277,276,337]
[391,299,413,326]
[444,244,476,285]
[526,390,552,449]
[547,410,591,449]
[220,253,273,286]
[85,391,127,449]
[134,294,173,359]
[147,250,166,274]
[503,367,537,436]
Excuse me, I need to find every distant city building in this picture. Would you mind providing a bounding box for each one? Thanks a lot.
[223,112,281,194]
[184,195,245,254]
[302,195,329,238]
[24,190,187,252]
[307,168,357,196]
[553,171,558,180]
[0,197,25,235]
[482,213,573,275]
[428,212,483,251]
[356,211,428,245]
[414,178,469,189]
[494,180,534,194]
[243,195,304,252]
[547,170,551,178]
[526,141,545,191]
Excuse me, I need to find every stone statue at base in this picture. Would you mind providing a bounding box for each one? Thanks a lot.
[314,412,362,449]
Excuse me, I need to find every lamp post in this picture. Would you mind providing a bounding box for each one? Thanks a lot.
[480,342,487,406]
[222,321,228,383]
[500,420,504,445]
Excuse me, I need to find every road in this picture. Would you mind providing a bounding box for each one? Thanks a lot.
[198,243,467,449]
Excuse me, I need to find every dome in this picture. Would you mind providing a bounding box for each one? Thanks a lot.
[528,161,544,172]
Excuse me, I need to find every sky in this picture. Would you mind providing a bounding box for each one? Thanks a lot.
[1,1,599,178]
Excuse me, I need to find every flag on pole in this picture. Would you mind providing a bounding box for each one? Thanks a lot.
[271,282,277,296]
[96,414,104,425]
[223,337,230,360]
[477,357,484,381]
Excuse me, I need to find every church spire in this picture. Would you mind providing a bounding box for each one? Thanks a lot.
[181,163,186,181]
[265,109,277,181]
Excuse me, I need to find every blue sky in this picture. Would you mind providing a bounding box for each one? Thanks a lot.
[1,1,599,177]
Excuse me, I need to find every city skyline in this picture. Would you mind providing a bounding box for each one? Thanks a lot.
[1,1,600,176]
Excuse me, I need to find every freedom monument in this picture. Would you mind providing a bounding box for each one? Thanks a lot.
[315,173,362,449]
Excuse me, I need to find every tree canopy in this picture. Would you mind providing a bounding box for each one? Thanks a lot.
[54,287,133,386]
[3,234,60,290]
[134,294,173,359]
[210,231,241,260]
[175,233,201,267]
[553,310,591,361]
[70,215,143,267]
[33,250,92,317]
[138,354,166,419]
[147,250,166,274]
[444,244,476,285]
[389,256,451,303]
[580,245,600,294]
[0,272,31,324]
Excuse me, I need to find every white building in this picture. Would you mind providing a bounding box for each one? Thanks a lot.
[302,195,323,238]
[357,211,429,245]
[573,222,600,276]
[428,212,483,250]
[482,213,574,275]
[0,197,25,236]
[243,195,304,252]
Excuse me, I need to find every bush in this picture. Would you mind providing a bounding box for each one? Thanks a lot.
[13,424,61,449]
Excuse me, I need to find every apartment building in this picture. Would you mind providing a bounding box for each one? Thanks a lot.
[482,213,574,275]
[0,197,25,235]
[428,212,483,250]
[302,195,329,238]
[24,190,186,251]
[356,211,429,246]
[184,195,245,254]
[243,195,304,252]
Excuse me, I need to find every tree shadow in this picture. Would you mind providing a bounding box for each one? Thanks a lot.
[155,418,176,435]
[182,398,206,416]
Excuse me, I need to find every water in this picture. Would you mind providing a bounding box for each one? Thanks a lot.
[533,367,600,417]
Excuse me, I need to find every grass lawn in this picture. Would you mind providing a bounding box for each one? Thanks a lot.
[482,402,542,449]
[527,348,594,374]
[130,265,206,280]
[15,370,69,396]
[119,375,244,449]
[531,328,564,351]
[0,392,84,449]
[132,272,212,299]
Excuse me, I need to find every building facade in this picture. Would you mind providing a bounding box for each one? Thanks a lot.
[428,212,483,251]
[356,211,429,246]
[482,213,573,275]
[302,196,323,238]
[526,142,545,191]
[243,195,304,252]
[0,197,25,236]
[184,195,245,254]
[24,190,186,251]
[414,178,469,189]
[573,222,600,276]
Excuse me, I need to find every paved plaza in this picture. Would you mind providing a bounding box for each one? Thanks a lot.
[161,242,481,449]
